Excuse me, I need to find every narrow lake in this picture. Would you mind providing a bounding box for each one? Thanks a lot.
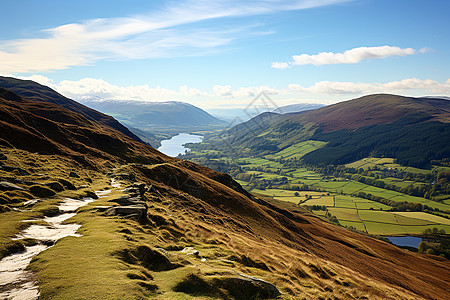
[157,133,203,157]
[387,236,422,249]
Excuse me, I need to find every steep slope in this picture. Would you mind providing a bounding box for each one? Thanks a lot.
[297,94,450,132]
[0,83,449,299]
[0,88,166,166]
[0,76,144,144]
[218,94,450,167]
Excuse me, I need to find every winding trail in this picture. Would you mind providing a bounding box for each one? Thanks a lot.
[0,188,113,299]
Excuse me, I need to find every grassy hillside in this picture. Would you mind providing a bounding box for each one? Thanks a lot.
[1,82,450,299]
[210,94,450,168]
[0,76,144,144]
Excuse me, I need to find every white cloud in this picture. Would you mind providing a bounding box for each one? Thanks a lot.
[213,85,233,97]
[273,46,422,68]
[271,62,289,69]
[13,75,450,108]
[213,85,282,98]
[0,0,349,73]
[289,78,450,95]
[56,78,180,101]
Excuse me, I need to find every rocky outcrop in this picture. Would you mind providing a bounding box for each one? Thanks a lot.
[222,274,281,299]
[174,273,281,299]
[29,185,56,197]
[105,182,149,223]
[0,181,26,191]
[69,172,80,178]
[105,204,147,220]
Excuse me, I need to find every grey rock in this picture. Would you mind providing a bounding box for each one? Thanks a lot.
[0,165,29,175]
[105,204,147,219]
[69,171,80,178]
[233,274,281,298]
[108,196,147,207]
[114,173,136,181]
[44,182,65,192]
[8,178,40,186]
[181,247,200,257]
[94,206,111,212]
[0,181,26,191]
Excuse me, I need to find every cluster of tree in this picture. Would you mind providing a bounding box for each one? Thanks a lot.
[423,227,446,235]
[303,205,340,225]
[418,234,449,259]
[235,173,290,190]
[349,172,450,201]
[303,205,327,211]
[308,162,449,202]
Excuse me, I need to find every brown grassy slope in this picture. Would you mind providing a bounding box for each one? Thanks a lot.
[0,88,167,166]
[127,162,450,299]
[0,85,449,298]
[286,94,450,132]
[0,76,143,143]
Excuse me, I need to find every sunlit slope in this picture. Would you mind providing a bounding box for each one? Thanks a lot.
[220,94,450,168]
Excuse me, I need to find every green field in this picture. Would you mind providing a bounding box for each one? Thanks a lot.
[265,140,327,160]
[302,196,334,206]
[345,157,450,175]
[188,147,450,237]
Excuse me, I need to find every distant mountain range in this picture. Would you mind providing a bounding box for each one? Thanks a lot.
[207,102,325,122]
[219,94,450,168]
[78,98,226,132]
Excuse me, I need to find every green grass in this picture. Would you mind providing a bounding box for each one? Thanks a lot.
[327,207,361,222]
[393,214,431,226]
[238,158,283,169]
[392,212,450,225]
[334,195,357,208]
[265,140,327,160]
[402,225,450,235]
[345,158,394,170]
[354,201,390,210]
[358,210,399,223]
[345,157,432,175]
[303,196,334,207]
[363,221,407,235]
[216,149,450,236]
[339,220,366,232]
[30,212,145,300]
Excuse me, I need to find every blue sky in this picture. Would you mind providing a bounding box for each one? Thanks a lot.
[1,0,449,108]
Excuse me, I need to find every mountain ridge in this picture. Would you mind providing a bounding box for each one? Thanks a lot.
[0,76,145,145]
[218,93,450,167]
[77,98,226,128]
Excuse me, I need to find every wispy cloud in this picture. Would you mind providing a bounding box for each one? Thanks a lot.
[272,46,427,68]
[288,78,450,95]
[0,0,349,73]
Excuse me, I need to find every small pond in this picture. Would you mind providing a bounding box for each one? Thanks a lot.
[386,236,422,249]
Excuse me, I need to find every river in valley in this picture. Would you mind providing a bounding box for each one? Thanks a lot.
[157,133,203,157]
